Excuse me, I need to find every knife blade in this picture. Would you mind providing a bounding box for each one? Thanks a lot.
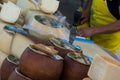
[69,26,77,44]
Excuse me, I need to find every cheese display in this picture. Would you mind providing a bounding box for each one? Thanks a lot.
[25,15,65,42]
[11,33,34,59]
[16,0,36,16]
[0,51,7,68]
[88,54,120,80]
[39,0,59,14]
[0,22,13,55]
[2,0,17,3]
[0,1,21,23]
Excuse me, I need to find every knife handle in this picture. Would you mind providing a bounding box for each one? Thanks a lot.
[73,10,82,26]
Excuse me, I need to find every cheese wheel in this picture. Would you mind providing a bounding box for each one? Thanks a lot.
[16,0,36,16]
[39,0,59,14]
[11,33,34,59]
[0,51,7,68]
[88,54,120,80]
[0,1,21,23]
[0,22,13,55]
[27,15,65,39]
[2,0,17,3]
[25,9,58,24]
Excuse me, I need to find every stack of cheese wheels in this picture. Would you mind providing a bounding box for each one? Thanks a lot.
[0,22,13,55]
[16,0,36,16]
[88,54,120,80]
[11,33,34,59]
[0,51,7,68]
[25,9,58,24]
[2,0,17,3]
[0,1,21,23]
[39,0,59,14]
[26,15,65,42]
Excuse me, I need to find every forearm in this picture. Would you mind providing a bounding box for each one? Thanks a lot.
[83,0,92,13]
[93,20,120,35]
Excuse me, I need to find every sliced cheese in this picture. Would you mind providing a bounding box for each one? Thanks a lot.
[88,54,120,80]
[0,1,21,23]
[16,0,36,16]
[39,0,59,14]
[11,33,34,59]
[0,51,7,68]
[0,22,13,55]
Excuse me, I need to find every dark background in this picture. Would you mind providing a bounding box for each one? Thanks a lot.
[58,0,81,24]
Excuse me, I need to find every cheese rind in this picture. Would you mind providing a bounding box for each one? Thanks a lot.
[11,33,34,59]
[0,1,21,23]
[0,22,13,55]
[0,51,7,68]
[88,54,120,80]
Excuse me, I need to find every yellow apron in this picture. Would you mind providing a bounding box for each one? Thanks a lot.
[90,0,120,55]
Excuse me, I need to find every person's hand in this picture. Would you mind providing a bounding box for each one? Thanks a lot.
[80,11,90,24]
[77,28,94,37]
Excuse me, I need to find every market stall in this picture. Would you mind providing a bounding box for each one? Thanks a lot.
[0,0,120,80]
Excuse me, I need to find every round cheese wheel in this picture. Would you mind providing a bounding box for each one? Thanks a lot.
[0,51,7,68]
[25,9,58,24]
[0,22,13,55]
[39,0,59,14]
[27,15,65,41]
[0,1,21,23]
[11,33,34,59]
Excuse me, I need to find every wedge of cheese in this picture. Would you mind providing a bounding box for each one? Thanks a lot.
[0,51,7,68]
[39,0,59,14]
[11,33,34,59]
[0,1,21,23]
[88,54,120,80]
[0,22,13,55]
[2,0,17,3]
[16,0,36,16]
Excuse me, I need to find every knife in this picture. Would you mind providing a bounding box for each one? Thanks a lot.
[69,26,77,44]
[69,9,83,44]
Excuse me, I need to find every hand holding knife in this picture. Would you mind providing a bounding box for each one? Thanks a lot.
[69,9,83,44]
